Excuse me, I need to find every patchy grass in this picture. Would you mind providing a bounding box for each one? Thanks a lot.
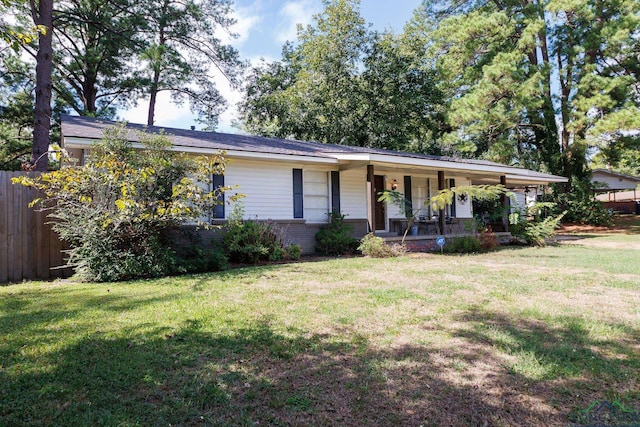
[1,218,640,426]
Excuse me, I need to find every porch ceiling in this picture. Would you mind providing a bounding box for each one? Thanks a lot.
[362,160,566,187]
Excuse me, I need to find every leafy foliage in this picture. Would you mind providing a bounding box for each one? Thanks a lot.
[357,233,406,258]
[430,184,513,212]
[315,211,359,255]
[172,244,228,275]
[0,3,46,52]
[240,0,444,151]
[13,125,233,281]
[551,178,614,227]
[511,213,566,247]
[510,202,567,247]
[424,0,640,181]
[3,0,242,127]
[137,0,244,127]
[222,203,300,264]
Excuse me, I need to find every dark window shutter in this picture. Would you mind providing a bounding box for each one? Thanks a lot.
[449,178,456,217]
[212,174,225,219]
[293,169,303,218]
[404,176,412,217]
[331,171,340,213]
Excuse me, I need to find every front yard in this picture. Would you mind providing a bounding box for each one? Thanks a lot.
[1,217,639,426]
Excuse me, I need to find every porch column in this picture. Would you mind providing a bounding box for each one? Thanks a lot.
[500,175,509,232]
[438,170,445,234]
[367,164,375,233]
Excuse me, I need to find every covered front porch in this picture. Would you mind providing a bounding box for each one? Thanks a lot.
[336,154,567,240]
[355,162,515,238]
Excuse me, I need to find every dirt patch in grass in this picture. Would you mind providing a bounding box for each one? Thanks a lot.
[559,223,616,233]
[560,239,640,250]
[559,214,640,235]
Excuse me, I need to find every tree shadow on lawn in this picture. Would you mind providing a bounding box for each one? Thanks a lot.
[613,214,640,235]
[3,307,639,427]
[0,290,181,340]
[451,307,640,419]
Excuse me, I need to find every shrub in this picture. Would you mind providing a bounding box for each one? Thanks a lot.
[358,233,406,258]
[315,211,359,255]
[13,125,233,282]
[287,244,302,260]
[65,222,177,282]
[479,226,499,251]
[442,236,482,254]
[172,245,228,274]
[223,203,295,263]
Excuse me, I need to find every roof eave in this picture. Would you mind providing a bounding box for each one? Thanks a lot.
[329,152,568,183]
[63,136,339,164]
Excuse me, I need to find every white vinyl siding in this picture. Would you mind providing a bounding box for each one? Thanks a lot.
[304,170,329,223]
[340,169,367,219]
[224,160,293,220]
[182,173,211,225]
[592,171,640,191]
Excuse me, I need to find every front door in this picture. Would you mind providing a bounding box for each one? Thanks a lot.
[374,175,386,230]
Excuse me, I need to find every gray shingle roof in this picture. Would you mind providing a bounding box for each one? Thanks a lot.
[61,114,565,181]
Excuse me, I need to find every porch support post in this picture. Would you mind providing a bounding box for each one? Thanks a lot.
[438,170,445,234]
[367,164,375,233]
[500,175,509,232]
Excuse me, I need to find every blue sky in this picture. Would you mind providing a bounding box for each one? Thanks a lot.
[121,0,423,132]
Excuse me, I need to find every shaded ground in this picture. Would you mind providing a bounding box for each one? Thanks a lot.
[558,214,640,249]
[559,214,640,235]
[2,308,637,426]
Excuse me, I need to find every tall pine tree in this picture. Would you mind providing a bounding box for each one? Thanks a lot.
[423,0,640,182]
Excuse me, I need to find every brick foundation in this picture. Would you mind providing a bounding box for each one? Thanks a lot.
[167,218,369,255]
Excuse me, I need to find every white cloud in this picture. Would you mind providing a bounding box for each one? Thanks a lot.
[275,0,320,44]
[217,2,263,47]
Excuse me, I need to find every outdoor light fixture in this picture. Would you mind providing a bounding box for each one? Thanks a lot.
[391,179,399,191]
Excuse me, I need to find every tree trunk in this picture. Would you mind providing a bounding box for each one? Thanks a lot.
[537,23,562,177]
[30,0,53,171]
[147,82,158,126]
[147,4,166,126]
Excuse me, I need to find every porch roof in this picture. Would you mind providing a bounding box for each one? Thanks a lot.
[61,115,567,185]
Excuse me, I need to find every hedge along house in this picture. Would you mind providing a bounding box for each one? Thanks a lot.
[61,115,568,253]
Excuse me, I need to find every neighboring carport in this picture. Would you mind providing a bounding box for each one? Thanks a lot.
[592,169,640,214]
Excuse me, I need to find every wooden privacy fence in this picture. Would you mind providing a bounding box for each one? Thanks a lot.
[0,171,71,284]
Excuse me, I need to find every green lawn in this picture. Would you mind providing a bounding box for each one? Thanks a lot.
[1,218,639,426]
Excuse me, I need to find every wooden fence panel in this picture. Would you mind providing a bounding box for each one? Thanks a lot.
[0,172,8,283]
[0,171,71,284]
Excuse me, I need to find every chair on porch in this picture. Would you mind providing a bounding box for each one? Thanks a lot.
[416,215,439,235]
